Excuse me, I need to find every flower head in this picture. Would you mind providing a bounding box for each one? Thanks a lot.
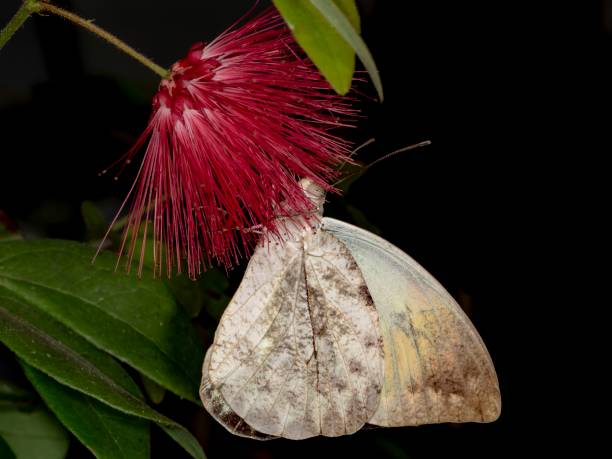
[109,9,356,278]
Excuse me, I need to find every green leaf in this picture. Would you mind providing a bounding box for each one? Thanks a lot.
[164,273,206,318]
[22,364,149,459]
[117,233,228,320]
[140,374,166,405]
[0,248,205,458]
[0,289,144,405]
[273,0,360,95]
[0,219,21,242]
[80,201,108,242]
[0,403,69,459]
[168,269,230,320]
[157,425,206,459]
[0,286,205,459]
[0,379,36,409]
[0,436,15,459]
[309,0,384,101]
[0,239,202,402]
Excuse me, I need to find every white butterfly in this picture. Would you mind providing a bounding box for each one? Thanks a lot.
[200,179,501,440]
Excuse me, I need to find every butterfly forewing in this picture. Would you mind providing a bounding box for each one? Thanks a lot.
[202,224,384,439]
[322,217,501,427]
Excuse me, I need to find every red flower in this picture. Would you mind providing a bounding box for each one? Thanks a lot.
[107,9,356,278]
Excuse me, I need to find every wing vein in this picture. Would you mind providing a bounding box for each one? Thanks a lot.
[307,258,371,434]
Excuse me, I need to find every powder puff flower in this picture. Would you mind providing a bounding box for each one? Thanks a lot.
[109,9,356,278]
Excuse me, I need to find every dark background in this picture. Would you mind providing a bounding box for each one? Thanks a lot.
[1,0,604,457]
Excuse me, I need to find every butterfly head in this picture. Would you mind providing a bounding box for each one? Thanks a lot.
[267,178,326,243]
[299,178,326,215]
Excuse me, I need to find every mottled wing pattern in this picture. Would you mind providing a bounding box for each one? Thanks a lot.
[202,226,384,439]
[322,217,501,427]
[200,348,273,440]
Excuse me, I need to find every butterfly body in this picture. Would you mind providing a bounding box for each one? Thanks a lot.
[201,179,501,439]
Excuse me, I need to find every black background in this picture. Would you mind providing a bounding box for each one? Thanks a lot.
[1,0,605,457]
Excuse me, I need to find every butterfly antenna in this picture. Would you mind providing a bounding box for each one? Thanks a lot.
[334,140,431,187]
[333,138,376,187]
[364,140,431,170]
[336,138,376,174]
[352,138,377,157]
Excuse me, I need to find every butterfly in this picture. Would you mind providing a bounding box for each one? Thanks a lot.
[200,179,501,440]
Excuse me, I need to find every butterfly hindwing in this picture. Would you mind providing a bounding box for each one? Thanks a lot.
[322,217,501,427]
[202,224,384,439]
[200,348,274,440]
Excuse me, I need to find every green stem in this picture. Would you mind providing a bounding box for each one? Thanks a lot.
[1,1,168,78]
[0,1,39,51]
[38,2,169,78]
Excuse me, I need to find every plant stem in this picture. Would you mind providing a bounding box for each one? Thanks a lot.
[38,1,169,79]
[0,1,39,51]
